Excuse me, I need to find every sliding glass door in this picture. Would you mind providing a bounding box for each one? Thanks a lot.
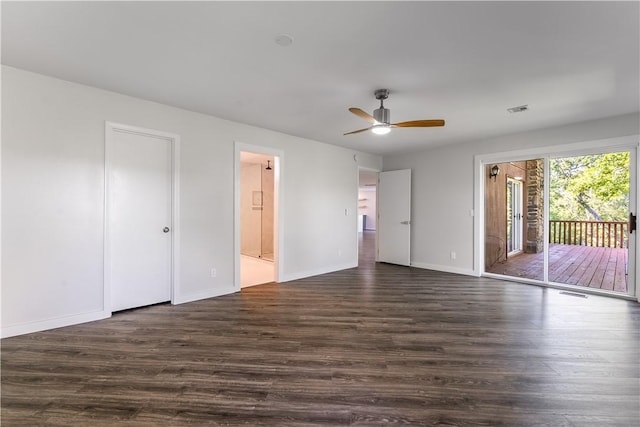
[484,148,636,298]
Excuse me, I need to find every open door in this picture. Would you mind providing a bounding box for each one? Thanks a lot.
[378,169,411,266]
[506,177,524,256]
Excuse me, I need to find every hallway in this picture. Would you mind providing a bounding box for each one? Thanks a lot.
[358,230,376,265]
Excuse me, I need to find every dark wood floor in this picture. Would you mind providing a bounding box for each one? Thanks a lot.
[2,231,639,426]
[486,244,628,293]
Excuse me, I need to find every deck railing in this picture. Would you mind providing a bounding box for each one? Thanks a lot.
[549,220,628,248]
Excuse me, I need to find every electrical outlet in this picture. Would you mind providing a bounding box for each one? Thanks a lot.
[210,268,217,278]
[450,251,456,260]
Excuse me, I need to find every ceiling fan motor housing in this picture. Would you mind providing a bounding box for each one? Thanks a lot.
[374,107,390,124]
[373,89,391,124]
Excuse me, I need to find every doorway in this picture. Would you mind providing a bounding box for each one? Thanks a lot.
[481,145,636,299]
[237,148,280,288]
[358,169,378,265]
[105,122,179,312]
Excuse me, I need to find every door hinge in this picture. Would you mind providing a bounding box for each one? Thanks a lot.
[630,212,637,233]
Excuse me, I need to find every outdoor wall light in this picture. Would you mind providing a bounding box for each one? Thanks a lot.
[490,164,500,180]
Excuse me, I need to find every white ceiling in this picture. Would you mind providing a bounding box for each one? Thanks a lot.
[2,1,638,155]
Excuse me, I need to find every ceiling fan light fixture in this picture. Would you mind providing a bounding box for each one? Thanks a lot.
[371,124,391,135]
[344,88,445,136]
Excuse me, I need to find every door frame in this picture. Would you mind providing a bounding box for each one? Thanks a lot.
[104,122,181,313]
[474,135,639,301]
[234,142,284,289]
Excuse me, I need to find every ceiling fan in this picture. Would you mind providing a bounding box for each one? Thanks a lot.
[344,89,445,136]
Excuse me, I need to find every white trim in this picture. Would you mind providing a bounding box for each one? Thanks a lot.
[629,146,638,299]
[410,262,477,277]
[0,65,2,337]
[475,135,638,164]
[172,132,182,305]
[545,156,552,283]
[1,310,111,339]
[280,262,358,283]
[473,156,483,276]
[474,134,640,300]
[234,142,285,290]
[104,122,181,314]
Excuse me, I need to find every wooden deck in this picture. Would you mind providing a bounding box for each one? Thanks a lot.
[486,244,628,293]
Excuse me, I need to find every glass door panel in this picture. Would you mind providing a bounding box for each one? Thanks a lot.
[485,160,544,281]
[549,151,632,294]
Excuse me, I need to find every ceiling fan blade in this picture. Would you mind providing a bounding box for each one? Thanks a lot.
[343,126,372,135]
[349,107,377,124]
[391,119,445,128]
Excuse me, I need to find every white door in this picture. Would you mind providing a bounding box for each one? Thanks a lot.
[507,178,523,255]
[107,126,173,312]
[378,169,411,266]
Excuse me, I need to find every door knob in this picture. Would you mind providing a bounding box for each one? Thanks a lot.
[400,220,411,225]
[163,227,170,233]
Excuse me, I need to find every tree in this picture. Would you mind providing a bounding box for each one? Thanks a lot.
[550,152,629,221]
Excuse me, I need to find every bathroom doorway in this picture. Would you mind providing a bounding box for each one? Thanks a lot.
[239,151,277,287]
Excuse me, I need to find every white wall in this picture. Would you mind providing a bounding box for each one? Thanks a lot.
[383,113,640,278]
[1,66,382,337]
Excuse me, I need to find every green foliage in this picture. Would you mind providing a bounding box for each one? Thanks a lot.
[550,152,629,221]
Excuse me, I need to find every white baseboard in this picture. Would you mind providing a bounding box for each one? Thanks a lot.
[1,310,111,339]
[173,286,238,305]
[410,262,477,277]
[2,286,240,338]
[280,262,358,283]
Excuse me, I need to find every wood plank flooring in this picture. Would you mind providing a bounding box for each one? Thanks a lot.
[486,244,628,293]
[2,231,639,426]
